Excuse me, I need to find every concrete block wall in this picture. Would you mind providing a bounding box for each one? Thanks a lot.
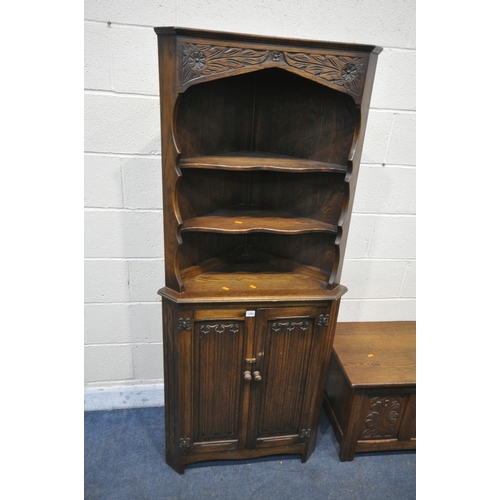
[84,0,416,397]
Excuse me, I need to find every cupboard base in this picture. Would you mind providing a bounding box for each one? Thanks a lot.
[161,293,344,474]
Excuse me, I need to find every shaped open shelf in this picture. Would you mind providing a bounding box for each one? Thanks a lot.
[180,151,347,174]
[181,206,338,235]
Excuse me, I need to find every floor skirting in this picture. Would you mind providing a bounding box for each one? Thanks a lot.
[84,383,164,411]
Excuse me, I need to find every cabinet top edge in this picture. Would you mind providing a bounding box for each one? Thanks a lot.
[158,284,348,303]
[153,26,383,54]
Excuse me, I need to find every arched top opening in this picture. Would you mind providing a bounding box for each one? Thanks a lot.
[176,67,359,167]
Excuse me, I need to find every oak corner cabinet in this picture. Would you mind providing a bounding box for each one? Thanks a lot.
[154,27,382,474]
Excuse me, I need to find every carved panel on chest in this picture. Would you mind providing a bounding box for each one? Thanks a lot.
[360,396,404,440]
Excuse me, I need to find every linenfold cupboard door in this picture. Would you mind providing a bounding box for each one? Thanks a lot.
[248,306,332,456]
[180,308,249,456]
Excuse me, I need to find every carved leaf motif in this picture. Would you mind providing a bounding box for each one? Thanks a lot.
[284,52,365,96]
[360,397,402,440]
[182,43,269,85]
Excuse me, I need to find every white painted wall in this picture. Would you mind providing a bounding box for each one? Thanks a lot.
[84,0,416,396]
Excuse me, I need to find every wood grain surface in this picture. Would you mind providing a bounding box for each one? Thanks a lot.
[180,151,347,173]
[333,321,416,387]
[181,207,338,234]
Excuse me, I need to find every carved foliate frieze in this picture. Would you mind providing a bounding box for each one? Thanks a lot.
[182,43,269,85]
[181,42,367,98]
[360,396,402,440]
[283,53,365,96]
[271,321,310,333]
[199,323,240,335]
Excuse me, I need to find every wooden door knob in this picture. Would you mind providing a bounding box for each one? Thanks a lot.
[243,371,252,381]
[253,371,262,381]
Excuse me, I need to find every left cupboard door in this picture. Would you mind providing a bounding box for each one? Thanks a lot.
[178,308,251,458]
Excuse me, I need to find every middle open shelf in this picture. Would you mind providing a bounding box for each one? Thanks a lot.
[180,205,338,235]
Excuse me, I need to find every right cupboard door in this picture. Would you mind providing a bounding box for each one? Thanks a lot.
[248,306,332,449]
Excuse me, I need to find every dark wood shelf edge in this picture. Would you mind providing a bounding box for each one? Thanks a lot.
[180,152,348,174]
[158,283,348,304]
[180,208,338,235]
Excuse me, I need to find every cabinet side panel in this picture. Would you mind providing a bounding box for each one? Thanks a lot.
[192,320,246,442]
[158,35,183,292]
[331,51,380,287]
[324,350,352,435]
[162,298,182,470]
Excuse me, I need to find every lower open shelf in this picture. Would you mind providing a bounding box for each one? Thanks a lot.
[159,253,346,303]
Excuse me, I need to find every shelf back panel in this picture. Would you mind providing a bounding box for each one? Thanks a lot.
[252,68,358,165]
[248,233,336,279]
[178,169,347,225]
[178,169,251,220]
[176,74,255,157]
[176,68,358,165]
[178,232,246,275]
[249,170,347,225]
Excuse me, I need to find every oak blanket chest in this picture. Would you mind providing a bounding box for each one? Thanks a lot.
[323,321,416,461]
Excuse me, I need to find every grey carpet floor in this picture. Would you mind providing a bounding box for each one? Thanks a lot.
[84,406,416,500]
